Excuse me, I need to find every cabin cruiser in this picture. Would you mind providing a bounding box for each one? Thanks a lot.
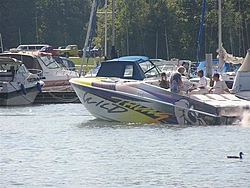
[70,56,250,125]
[0,57,44,106]
[0,51,79,87]
[151,58,196,78]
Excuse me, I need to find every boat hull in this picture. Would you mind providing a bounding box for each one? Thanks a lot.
[0,83,42,106]
[70,78,246,125]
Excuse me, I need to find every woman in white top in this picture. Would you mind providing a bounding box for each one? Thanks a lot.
[209,73,232,94]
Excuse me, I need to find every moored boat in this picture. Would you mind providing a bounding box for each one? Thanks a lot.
[0,51,80,103]
[0,51,79,87]
[70,56,250,125]
[0,57,44,106]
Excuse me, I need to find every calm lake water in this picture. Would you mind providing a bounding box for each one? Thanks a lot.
[1,103,250,188]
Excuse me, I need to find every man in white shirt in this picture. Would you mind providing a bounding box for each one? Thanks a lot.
[188,70,208,94]
[209,73,232,94]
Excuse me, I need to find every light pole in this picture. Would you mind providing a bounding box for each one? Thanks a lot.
[111,0,115,47]
[0,33,3,53]
[104,0,107,58]
[18,27,21,44]
[218,0,223,71]
[35,11,39,43]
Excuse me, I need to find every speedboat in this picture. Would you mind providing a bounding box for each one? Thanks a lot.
[0,51,79,87]
[70,56,250,125]
[0,57,44,106]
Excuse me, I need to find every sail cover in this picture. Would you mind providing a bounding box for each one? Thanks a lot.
[217,46,244,65]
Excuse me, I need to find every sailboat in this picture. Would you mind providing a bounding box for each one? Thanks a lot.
[195,0,243,88]
[231,49,250,101]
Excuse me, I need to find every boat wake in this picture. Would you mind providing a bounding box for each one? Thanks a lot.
[237,110,250,127]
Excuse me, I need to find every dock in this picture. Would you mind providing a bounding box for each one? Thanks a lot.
[34,85,80,104]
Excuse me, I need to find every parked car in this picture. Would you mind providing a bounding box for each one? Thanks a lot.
[58,46,66,49]
[56,44,81,58]
[91,46,102,57]
[79,46,93,58]
[79,45,102,58]
[53,56,76,71]
[9,44,49,53]
[40,46,58,56]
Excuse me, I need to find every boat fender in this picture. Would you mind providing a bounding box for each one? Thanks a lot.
[37,82,42,93]
[21,84,27,95]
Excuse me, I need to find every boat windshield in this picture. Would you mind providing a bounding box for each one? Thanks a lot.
[85,64,100,77]
[17,64,29,74]
[139,61,160,78]
[157,64,177,77]
[0,64,30,73]
[16,45,26,50]
[229,63,241,72]
[39,55,60,69]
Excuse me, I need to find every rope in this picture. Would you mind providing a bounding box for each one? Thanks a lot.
[46,91,79,103]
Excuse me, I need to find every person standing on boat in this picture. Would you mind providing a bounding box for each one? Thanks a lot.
[209,73,232,94]
[159,72,170,89]
[188,70,208,94]
[170,66,185,93]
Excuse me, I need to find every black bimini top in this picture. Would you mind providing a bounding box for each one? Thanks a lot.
[97,56,158,80]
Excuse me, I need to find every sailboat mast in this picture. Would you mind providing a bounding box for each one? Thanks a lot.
[218,0,222,69]
[79,0,97,76]
[196,0,206,66]
[104,0,107,58]
[112,0,115,46]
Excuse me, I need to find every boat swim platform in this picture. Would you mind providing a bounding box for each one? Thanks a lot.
[190,94,248,106]
[34,86,80,104]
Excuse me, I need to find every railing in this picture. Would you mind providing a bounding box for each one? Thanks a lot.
[28,69,43,77]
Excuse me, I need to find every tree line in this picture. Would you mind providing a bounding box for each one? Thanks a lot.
[0,0,249,61]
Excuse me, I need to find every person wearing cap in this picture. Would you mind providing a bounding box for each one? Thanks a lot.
[170,66,185,94]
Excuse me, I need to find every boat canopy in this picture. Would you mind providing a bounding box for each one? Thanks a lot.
[109,56,150,63]
[96,56,160,80]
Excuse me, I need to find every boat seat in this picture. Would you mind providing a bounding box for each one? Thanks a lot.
[204,94,247,107]
[220,94,242,101]
[205,94,227,101]
[190,94,212,101]
[190,94,227,107]
[0,72,13,81]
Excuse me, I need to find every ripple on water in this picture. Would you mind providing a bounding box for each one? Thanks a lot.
[1,104,250,187]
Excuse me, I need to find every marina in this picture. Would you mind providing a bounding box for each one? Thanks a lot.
[1,0,250,187]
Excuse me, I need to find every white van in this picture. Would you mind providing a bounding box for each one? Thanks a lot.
[9,44,49,53]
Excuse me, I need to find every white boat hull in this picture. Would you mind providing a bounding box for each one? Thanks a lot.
[0,82,43,106]
[71,78,250,125]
